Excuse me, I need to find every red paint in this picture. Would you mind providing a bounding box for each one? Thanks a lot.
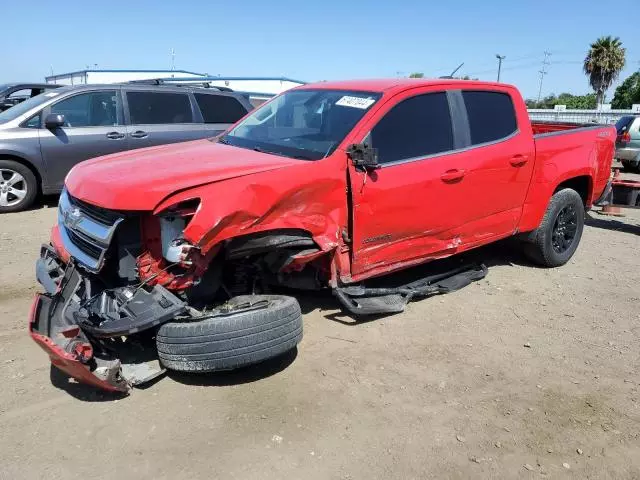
[60,78,614,284]
[50,225,70,263]
[28,295,127,393]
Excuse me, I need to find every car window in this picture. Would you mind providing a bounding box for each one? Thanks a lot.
[50,91,119,127]
[370,92,454,164]
[615,116,634,133]
[127,91,193,125]
[462,91,517,145]
[194,93,248,124]
[7,88,33,100]
[23,113,41,128]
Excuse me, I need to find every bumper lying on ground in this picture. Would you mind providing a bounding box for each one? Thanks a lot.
[29,294,130,393]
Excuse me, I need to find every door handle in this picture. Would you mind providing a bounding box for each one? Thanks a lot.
[106,131,125,140]
[130,130,148,139]
[510,154,529,167]
[440,169,465,183]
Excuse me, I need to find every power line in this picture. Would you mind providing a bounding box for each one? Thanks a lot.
[536,51,552,104]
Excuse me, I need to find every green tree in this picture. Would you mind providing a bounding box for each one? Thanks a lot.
[583,36,626,106]
[408,72,424,78]
[526,93,597,109]
[611,72,640,109]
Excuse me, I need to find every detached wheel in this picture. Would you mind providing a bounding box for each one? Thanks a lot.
[0,160,37,213]
[524,188,585,267]
[157,295,303,372]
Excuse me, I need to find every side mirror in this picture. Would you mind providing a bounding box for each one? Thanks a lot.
[346,143,379,171]
[45,113,65,129]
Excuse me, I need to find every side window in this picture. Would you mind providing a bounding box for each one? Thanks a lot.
[126,91,193,125]
[194,93,248,124]
[462,91,517,145]
[23,113,41,128]
[370,92,453,164]
[50,91,119,127]
[7,89,32,101]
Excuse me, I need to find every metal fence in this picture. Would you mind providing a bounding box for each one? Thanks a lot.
[527,109,638,125]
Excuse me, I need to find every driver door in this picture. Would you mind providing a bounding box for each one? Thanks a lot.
[38,89,128,190]
[348,89,469,278]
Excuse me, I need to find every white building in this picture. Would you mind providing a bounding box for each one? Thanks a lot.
[45,69,206,86]
[164,76,305,96]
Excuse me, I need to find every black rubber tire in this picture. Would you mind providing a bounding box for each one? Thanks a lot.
[523,188,585,267]
[0,159,38,213]
[156,295,303,372]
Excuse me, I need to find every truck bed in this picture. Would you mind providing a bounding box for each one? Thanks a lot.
[531,120,598,136]
[517,122,615,233]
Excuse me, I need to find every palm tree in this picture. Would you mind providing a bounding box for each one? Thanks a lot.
[583,36,626,107]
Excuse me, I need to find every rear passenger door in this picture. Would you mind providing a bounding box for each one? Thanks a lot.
[193,92,249,135]
[123,90,203,149]
[452,89,535,244]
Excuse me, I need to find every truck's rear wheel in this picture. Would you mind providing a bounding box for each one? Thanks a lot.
[524,188,584,267]
[156,295,303,372]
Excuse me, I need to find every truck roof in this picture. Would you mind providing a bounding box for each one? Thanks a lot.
[297,78,510,94]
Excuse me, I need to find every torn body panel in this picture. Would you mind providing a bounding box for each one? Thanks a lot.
[151,152,350,282]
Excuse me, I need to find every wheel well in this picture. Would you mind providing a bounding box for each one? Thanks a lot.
[554,176,591,205]
[0,154,42,194]
[225,229,317,259]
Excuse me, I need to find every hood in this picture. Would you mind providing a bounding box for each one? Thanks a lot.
[65,140,300,210]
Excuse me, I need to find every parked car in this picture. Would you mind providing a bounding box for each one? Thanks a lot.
[31,79,614,392]
[614,115,640,171]
[0,83,62,112]
[0,83,252,212]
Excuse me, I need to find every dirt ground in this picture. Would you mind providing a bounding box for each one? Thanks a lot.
[1,186,639,479]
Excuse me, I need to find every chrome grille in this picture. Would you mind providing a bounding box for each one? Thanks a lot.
[58,190,124,272]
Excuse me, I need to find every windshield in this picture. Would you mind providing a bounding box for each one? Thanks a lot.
[0,90,60,123]
[222,89,381,160]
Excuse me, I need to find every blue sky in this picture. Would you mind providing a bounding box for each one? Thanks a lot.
[4,0,638,101]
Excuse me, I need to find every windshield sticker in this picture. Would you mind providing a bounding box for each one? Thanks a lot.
[44,92,60,97]
[335,96,375,109]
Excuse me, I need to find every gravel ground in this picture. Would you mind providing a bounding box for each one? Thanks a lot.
[1,187,639,479]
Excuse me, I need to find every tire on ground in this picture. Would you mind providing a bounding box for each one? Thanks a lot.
[0,159,38,213]
[523,188,585,267]
[156,295,303,372]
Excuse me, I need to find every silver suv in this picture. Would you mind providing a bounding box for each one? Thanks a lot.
[0,83,252,212]
[615,115,640,171]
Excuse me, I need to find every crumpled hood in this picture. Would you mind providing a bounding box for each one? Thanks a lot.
[65,140,300,210]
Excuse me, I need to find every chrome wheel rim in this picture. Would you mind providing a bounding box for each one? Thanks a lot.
[0,169,27,207]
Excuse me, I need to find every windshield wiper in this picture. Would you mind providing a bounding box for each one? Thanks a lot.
[217,136,230,145]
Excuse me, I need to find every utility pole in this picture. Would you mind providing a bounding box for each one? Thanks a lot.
[536,51,552,105]
[495,54,505,82]
[170,48,176,71]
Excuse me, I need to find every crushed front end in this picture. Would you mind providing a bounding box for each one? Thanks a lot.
[30,190,195,392]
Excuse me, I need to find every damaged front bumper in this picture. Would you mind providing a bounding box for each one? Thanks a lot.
[31,245,183,393]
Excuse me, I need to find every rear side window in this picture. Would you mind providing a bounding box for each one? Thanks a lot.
[463,91,517,145]
[370,92,454,164]
[126,91,193,125]
[194,93,248,124]
[615,116,635,133]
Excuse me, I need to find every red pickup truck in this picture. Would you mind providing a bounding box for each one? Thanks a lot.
[30,79,614,392]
